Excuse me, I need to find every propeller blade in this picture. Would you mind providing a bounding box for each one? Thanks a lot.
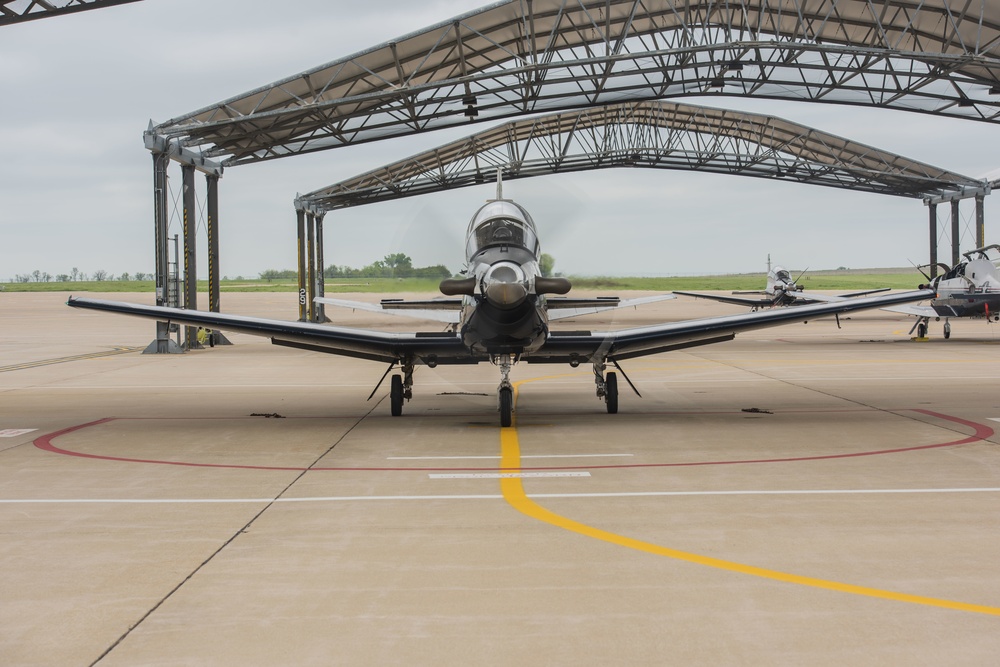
[792,267,809,288]
[908,259,932,282]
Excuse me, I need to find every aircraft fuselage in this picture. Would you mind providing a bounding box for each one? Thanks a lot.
[444,196,569,357]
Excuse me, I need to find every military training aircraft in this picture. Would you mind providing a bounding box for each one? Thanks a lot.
[888,245,1000,339]
[67,176,932,426]
[674,259,890,310]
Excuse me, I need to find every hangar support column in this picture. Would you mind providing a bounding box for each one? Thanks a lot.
[144,149,182,353]
[306,211,316,323]
[143,129,223,353]
[925,184,992,276]
[295,204,308,322]
[950,200,961,267]
[182,165,202,350]
[976,194,985,248]
[206,174,231,345]
[927,203,938,279]
[315,213,328,323]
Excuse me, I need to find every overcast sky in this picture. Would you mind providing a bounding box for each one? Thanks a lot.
[3,0,1000,282]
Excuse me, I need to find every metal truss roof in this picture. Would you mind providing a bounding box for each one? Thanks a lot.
[153,0,1000,166]
[0,0,140,26]
[297,101,984,213]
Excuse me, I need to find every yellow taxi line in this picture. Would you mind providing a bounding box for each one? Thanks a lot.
[498,378,1000,616]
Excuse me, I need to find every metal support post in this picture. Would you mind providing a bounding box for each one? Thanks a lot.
[306,211,317,323]
[927,203,938,279]
[182,165,202,349]
[144,150,182,354]
[315,213,328,323]
[205,174,231,346]
[976,194,985,248]
[951,199,961,267]
[296,207,307,322]
[207,174,220,313]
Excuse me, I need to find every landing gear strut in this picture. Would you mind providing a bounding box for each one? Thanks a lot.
[594,361,618,414]
[496,354,514,427]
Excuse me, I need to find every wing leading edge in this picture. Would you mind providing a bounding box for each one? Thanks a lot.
[526,289,935,363]
[66,297,471,364]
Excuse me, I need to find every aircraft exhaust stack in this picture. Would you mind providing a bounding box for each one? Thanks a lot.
[440,277,476,296]
[535,277,572,295]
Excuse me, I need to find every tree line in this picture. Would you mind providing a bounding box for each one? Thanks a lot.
[10,253,556,284]
[11,268,151,283]
[260,254,452,282]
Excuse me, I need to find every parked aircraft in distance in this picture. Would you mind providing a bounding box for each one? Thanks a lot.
[67,176,932,426]
[889,245,1000,339]
[674,260,889,311]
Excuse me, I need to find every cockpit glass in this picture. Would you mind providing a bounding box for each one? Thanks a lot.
[776,270,790,282]
[475,218,526,250]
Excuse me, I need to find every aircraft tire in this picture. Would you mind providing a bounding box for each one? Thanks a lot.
[390,374,404,416]
[499,387,513,427]
[917,322,928,338]
[605,372,619,414]
[944,322,951,339]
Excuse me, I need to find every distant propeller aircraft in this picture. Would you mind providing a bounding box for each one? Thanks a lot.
[68,175,932,426]
[674,259,890,311]
[888,245,1000,339]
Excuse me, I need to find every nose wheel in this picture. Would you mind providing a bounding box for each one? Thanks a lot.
[499,386,513,427]
[495,354,515,427]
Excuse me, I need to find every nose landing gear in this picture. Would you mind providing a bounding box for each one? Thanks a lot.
[495,354,515,427]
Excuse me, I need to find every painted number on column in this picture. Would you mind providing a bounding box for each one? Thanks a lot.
[299,288,307,306]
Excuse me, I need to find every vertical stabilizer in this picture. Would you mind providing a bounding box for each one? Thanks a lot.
[496,168,503,200]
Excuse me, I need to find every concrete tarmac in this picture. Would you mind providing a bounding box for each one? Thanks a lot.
[2,291,999,666]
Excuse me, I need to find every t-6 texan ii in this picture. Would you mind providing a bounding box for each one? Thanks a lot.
[68,179,932,427]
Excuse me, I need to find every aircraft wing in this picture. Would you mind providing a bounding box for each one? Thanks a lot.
[67,297,473,364]
[838,288,892,298]
[546,294,675,320]
[528,289,934,363]
[784,288,892,304]
[672,291,775,307]
[316,296,460,324]
[780,290,934,317]
[880,303,938,317]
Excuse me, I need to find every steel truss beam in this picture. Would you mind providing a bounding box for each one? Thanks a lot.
[152,0,1000,166]
[0,0,141,26]
[298,101,984,212]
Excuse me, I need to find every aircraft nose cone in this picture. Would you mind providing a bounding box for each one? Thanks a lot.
[483,262,528,308]
[484,280,528,308]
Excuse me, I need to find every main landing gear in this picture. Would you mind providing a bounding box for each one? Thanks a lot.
[911,317,950,340]
[594,361,618,414]
[389,359,414,417]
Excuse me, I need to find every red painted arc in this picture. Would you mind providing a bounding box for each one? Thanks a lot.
[32,409,993,473]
